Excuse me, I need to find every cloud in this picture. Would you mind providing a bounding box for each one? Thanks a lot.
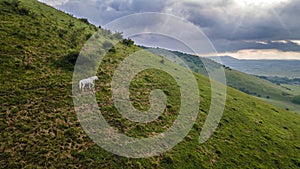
[53,0,172,24]
[44,0,300,56]
[167,0,300,41]
[39,0,70,6]
[212,39,300,52]
[201,49,300,60]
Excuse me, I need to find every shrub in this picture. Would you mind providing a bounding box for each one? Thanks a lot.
[78,18,90,24]
[16,44,23,49]
[57,29,68,38]
[108,47,116,53]
[5,0,31,16]
[102,41,113,50]
[113,32,123,39]
[69,21,75,28]
[66,50,80,65]
[17,6,30,15]
[122,38,134,46]
[292,95,300,105]
[102,29,112,36]
[161,155,174,165]
[64,127,79,139]
[86,33,92,40]
[3,0,19,8]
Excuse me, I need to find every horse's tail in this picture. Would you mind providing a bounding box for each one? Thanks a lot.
[79,81,82,90]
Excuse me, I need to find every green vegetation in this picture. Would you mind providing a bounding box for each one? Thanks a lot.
[1,0,300,168]
[258,76,300,86]
[292,95,300,105]
[282,84,300,95]
[215,56,300,78]
[147,48,300,113]
[259,98,300,114]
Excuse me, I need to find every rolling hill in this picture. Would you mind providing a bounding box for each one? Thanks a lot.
[1,0,300,168]
[146,48,300,113]
[211,56,300,78]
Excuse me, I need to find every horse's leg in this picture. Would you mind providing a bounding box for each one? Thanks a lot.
[80,82,83,92]
[91,81,96,92]
[82,83,85,91]
[88,82,91,90]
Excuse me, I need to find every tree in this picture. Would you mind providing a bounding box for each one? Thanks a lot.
[78,18,90,24]
[122,38,134,46]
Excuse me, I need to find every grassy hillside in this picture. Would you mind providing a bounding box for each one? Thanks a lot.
[1,0,300,168]
[148,48,300,113]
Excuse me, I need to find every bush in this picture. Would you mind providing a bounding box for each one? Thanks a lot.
[69,21,75,28]
[86,33,92,40]
[102,29,112,36]
[4,0,31,15]
[161,155,174,165]
[57,29,68,38]
[3,0,19,8]
[64,127,79,139]
[109,47,116,53]
[113,32,123,39]
[122,38,134,46]
[102,41,113,50]
[78,18,90,24]
[292,95,300,105]
[66,50,79,64]
[17,6,30,15]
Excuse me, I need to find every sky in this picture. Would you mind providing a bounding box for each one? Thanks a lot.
[39,0,300,60]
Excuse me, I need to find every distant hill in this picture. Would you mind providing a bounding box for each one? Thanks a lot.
[145,48,300,113]
[210,56,300,78]
[1,0,299,168]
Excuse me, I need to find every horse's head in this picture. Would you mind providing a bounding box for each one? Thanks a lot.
[91,76,99,80]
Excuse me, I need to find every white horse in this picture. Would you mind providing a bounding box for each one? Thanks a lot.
[79,76,99,91]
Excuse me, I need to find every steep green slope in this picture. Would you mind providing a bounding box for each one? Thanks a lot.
[147,48,299,113]
[1,0,300,168]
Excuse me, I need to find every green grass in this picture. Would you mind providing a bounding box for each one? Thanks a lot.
[147,48,299,113]
[1,0,300,168]
[215,56,300,78]
[282,84,300,95]
[224,69,293,100]
[259,98,300,114]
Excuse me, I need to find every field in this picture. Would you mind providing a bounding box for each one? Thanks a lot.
[150,48,300,113]
[214,56,300,78]
[259,98,300,114]
[282,84,300,95]
[0,0,300,168]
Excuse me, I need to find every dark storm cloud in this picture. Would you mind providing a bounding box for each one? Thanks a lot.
[53,0,300,52]
[276,0,300,37]
[174,0,300,41]
[56,0,172,24]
